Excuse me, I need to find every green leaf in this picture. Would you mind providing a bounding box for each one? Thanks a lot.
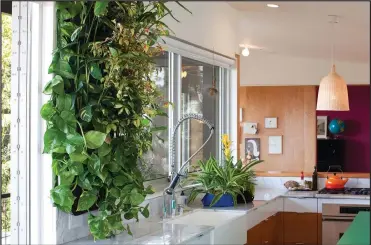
[127,224,133,236]
[77,191,97,211]
[60,110,76,126]
[141,204,149,218]
[71,26,83,41]
[98,143,111,157]
[52,160,61,175]
[94,1,109,17]
[113,175,129,187]
[60,171,75,185]
[50,185,76,212]
[66,134,84,146]
[209,193,223,207]
[79,105,92,122]
[85,131,106,149]
[97,168,109,182]
[43,75,64,95]
[105,124,117,133]
[88,154,101,174]
[56,94,73,111]
[90,62,102,80]
[109,47,118,57]
[48,58,75,79]
[145,185,155,195]
[107,163,120,173]
[106,214,125,231]
[124,212,134,220]
[65,144,76,154]
[40,102,56,121]
[88,214,110,240]
[69,152,88,162]
[78,175,93,190]
[141,118,150,126]
[69,161,84,175]
[130,192,144,206]
[109,188,120,198]
[43,128,66,153]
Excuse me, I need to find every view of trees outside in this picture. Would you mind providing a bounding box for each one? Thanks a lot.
[2,12,12,234]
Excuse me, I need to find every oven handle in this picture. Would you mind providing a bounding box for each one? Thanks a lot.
[322,216,354,222]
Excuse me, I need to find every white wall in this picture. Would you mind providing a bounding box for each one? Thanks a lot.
[240,51,370,86]
[163,2,239,58]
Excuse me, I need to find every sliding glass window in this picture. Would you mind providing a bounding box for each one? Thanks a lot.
[143,50,231,181]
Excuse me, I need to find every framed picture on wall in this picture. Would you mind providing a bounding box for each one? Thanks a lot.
[245,138,260,161]
[317,116,328,139]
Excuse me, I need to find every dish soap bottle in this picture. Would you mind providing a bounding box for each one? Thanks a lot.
[300,171,305,187]
[312,166,318,191]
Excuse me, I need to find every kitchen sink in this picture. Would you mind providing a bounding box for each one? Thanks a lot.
[164,209,246,227]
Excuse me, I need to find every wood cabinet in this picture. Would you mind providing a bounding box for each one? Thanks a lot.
[246,212,320,245]
[283,212,318,245]
[246,213,283,245]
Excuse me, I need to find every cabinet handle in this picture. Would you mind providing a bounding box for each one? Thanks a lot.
[263,241,268,244]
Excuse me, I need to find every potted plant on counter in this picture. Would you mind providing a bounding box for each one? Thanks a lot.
[186,135,263,207]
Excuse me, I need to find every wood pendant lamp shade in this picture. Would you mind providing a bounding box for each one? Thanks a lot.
[316,64,349,111]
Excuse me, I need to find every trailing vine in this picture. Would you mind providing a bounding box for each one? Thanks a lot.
[40,1,189,240]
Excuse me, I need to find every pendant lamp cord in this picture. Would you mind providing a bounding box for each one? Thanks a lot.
[330,15,338,68]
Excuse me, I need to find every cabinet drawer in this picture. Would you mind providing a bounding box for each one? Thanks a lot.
[283,198,318,213]
[283,212,318,244]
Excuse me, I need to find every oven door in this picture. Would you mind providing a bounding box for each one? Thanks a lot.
[322,216,353,245]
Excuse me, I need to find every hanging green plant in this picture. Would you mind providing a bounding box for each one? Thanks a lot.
[41,1,190,240]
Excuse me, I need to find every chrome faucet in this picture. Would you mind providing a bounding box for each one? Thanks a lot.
[163,114,214,218]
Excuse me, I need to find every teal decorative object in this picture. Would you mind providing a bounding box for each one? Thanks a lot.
[328,118,345,134]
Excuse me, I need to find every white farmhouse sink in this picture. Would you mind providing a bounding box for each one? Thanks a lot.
[165,209,246,227]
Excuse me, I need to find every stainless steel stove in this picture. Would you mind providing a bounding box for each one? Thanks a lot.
[318,187,370,196]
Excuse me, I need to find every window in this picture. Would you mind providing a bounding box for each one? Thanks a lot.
[142,47,232,181]
[180,57,220,172]
[140,52,170,180]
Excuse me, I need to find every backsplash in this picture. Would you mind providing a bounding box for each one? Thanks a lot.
[255,176,370,189]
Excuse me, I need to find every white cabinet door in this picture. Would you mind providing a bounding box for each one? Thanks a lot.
[283,197,318,213]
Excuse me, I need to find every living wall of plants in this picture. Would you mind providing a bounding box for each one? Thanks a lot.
[40,1,188,240]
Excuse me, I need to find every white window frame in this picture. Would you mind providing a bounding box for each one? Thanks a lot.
[162,37,234,175]
[11,2,57,244]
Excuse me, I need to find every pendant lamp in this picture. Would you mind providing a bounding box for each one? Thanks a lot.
[316,15,349,111]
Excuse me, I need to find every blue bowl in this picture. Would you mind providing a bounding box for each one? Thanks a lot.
[202,193,234,207]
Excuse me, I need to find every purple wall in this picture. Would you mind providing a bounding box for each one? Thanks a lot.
[316,85,370,173]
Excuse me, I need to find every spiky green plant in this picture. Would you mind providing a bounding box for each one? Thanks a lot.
[186,157,263,207]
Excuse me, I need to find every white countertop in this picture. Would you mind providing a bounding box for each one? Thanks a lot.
[64,188,369,245]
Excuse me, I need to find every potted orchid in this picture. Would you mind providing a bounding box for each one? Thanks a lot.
[187,134,263,207]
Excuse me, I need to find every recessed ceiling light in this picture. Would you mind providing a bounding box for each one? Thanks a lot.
[266,3,279,8]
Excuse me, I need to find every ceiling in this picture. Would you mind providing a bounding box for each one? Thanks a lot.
[229,1,370,63]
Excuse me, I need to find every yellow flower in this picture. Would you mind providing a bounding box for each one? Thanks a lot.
[222,134,229,147]
[222,134,232,160]
[224,148,231,160]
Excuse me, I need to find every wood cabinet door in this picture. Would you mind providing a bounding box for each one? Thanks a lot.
[247,223,263,245]
[283,212,318,245]
[260,216,277,245]
[275,212,284,245]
